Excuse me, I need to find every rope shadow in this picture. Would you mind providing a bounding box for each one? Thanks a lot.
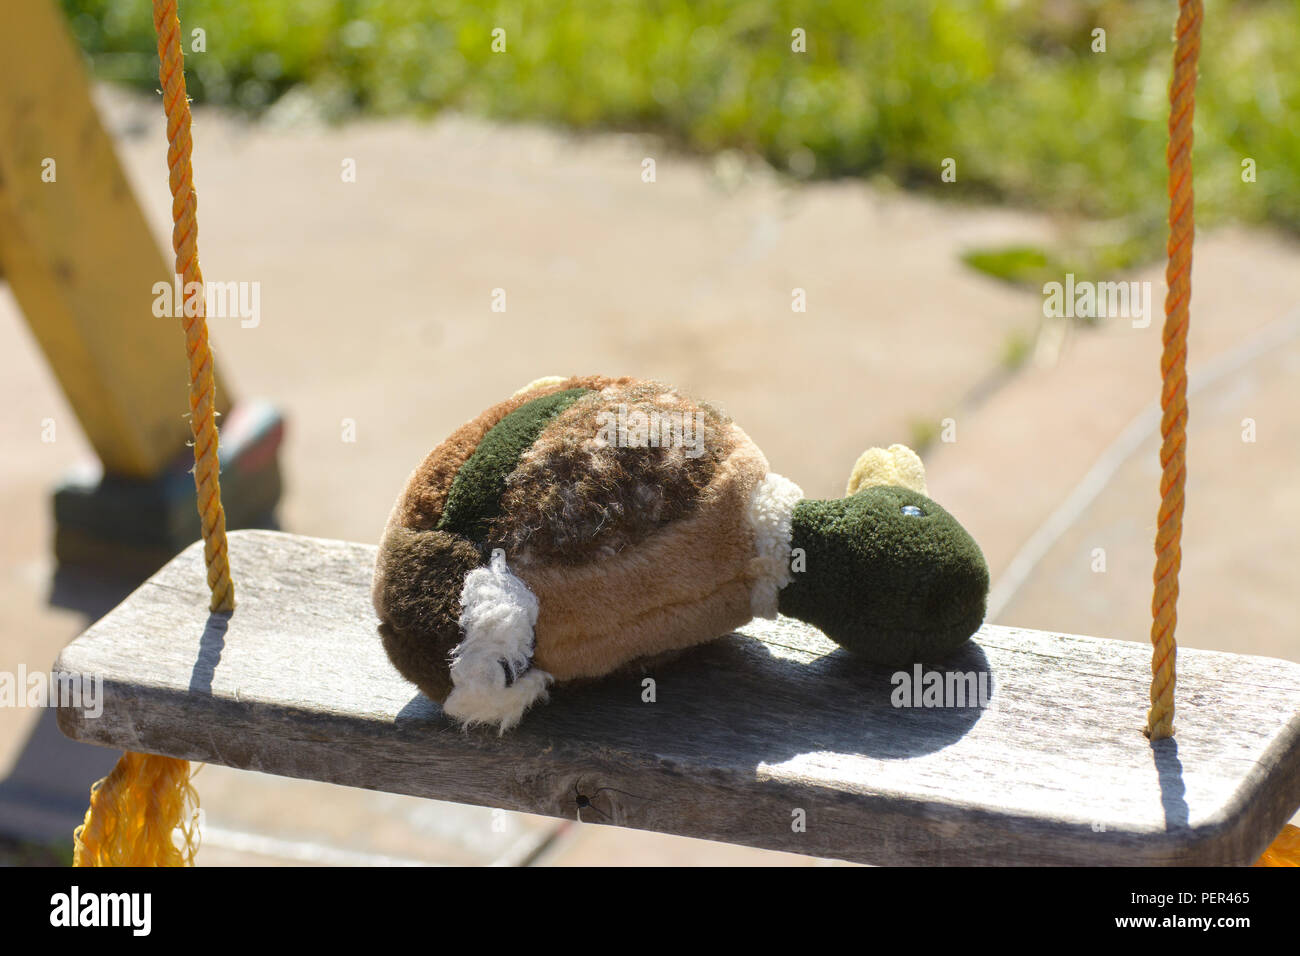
[188,611,230,696]
[1149,736,1190,831]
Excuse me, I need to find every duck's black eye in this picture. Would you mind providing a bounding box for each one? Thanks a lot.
[900,504,924,517]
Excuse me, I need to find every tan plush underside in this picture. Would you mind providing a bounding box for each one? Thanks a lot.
[521,424,769,682]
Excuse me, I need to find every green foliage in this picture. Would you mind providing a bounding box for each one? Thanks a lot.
[962,245,1055,286]
[60,0,1300,235]
[999,329,1034,372]
[0,835,73,866]
[907,417,941,455]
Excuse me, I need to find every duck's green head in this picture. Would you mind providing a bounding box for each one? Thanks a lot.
[777,446,988,664]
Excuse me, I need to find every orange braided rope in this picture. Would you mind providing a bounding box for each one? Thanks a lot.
[73,753,200,866]
[1146,0,1201,741]
[1143,0,1300,870]
[1256,824,1300,866]
[1147,0,1296,870]
[155,0,235,613]
[74,0,232,866]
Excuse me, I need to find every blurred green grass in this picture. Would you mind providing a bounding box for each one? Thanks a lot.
[0,834,72,866]
[61,0,1300,247]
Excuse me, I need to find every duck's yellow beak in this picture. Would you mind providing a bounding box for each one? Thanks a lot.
[846,443,927,497]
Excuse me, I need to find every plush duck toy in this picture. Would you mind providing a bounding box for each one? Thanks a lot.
[373,375,989,732]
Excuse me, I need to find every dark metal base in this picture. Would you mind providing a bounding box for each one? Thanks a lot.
[52,400,285,578]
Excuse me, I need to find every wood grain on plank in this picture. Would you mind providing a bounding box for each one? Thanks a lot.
[55,531,1300,866]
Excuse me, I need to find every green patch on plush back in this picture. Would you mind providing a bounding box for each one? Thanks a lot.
[778,485,988,664]
[438,387,590,542]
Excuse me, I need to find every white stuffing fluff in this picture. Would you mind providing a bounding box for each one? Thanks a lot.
[444,549,552,733]
[747,472,804,619]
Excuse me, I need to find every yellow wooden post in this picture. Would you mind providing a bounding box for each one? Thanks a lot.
[0,0,231,478]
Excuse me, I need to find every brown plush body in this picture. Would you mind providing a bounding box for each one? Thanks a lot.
[375,374,989,733]
[372,376,772,705]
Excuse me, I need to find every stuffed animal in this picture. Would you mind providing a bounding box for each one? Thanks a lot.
[372,375,989,732]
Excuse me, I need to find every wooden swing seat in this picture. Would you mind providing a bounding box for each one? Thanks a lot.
[55,530,1300,866]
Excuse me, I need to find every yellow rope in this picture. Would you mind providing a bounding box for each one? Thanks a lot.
[1146,0,1201,741]
[1147,0,1300,868]
[74,0,231,867]
[1255,824,1300,867]
[155,0,235,612]
[73,753,199,866]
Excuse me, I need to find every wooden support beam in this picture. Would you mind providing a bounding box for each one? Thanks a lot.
[0,0,231,478]
[54,530,1300,866]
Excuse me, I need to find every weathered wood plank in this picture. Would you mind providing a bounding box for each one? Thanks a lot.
[55,530,1300,866]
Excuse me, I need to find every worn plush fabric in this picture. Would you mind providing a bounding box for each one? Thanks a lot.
[519,423,768,681]
[372,376,767,700]
[444,548,552,732]
[493,381,733,568]
[375,527,481,703]
[778,484,988,664]
[373,375,990,725]
[393,374,631,533]
[846,443,928,496]
[438,388,592,541]
[371,379,604,706]
[747,472,804,619]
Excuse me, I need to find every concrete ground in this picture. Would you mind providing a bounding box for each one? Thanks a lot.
[0,85,1296,864]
